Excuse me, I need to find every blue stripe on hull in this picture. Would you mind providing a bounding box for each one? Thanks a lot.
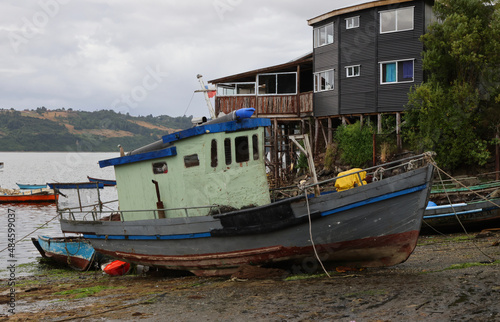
[321,184,427,217]
[83,185,427,241]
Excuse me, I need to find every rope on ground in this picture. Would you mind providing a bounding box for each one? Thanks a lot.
[427,155,497,262]
[303,188,331,278]
[0,212,60,254]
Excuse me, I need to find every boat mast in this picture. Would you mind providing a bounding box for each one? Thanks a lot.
[196,74,216,119]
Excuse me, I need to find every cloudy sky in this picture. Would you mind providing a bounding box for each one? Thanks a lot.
[0,0,360,118]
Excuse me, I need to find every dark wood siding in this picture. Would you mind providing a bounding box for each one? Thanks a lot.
[311,0,429,117]
[313,18,339,117]
[315,91,339,116]
[339,8,378,114]
[377,2,425,112]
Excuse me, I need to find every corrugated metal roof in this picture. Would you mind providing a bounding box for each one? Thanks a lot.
[307,0,415,25]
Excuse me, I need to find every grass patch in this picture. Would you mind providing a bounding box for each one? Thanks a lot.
[53,285,125,299]
[443,260,500,271]
[285,272,334,281]
[16,262,39,274]
[346,289,388,297]
[418,234,474,246]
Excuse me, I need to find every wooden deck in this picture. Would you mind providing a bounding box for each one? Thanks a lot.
[216,92,313,116]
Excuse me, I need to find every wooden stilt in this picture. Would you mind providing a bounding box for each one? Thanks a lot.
[396,112,402,151]
[327,117,332,144]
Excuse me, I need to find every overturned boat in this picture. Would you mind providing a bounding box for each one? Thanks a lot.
[59,108,434,276]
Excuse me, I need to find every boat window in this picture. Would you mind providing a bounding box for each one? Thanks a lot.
[235,136,249,163]
[211,139,218,168]
[252,135,259,160]
[184,154,200,168]
[224,138,232,165]
[152,162,168,174]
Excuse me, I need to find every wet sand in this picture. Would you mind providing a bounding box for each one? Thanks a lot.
[1,232,499,321]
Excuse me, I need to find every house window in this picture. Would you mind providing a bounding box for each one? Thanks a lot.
[184,154,200,168]
[346,16,359,29]
[380,7,414,33]
[313,23,334,48]
[211,139,218,168]
[152,162,168,174]
[224,138,232,165]
[257,73,296,95]
[380,59,414,84]
[346,65,360,77]
[252,134,259,160]
[314,69,334,92]
[216,82,256,96]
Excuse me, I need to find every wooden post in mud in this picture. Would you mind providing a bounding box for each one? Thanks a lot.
[396,112,402,151]
[289,134,320,197]
[496,131,499,181]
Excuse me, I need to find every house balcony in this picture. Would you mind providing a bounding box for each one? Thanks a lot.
[215,91,313,118]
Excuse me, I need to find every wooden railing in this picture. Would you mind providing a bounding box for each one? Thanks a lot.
[215,92,313,116]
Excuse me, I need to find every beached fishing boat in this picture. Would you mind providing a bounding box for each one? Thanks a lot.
[425,175,500,233]
[423,199,500,233]
[87,176,117,186]
[31,235,97,270]
[0,188,58,203]
[17,183,47,190]
[59,108,434,276]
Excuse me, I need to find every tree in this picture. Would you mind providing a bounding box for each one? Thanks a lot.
[404,0,500,170]
[335,121,373,168]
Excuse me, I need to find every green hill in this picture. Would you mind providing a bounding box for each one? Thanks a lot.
[0,108,192,152]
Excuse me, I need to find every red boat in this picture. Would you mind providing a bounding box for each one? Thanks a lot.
[0,188,59,203]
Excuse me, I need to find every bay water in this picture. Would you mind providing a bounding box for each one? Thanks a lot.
[0,152,119,278]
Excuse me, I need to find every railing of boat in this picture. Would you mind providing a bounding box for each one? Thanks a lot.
[59,203,224,222]
[270,152,433,201]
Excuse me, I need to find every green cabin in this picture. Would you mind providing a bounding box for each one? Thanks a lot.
[99,117,272,220]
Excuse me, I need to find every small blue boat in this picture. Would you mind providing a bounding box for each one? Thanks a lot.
[17,183,47,190]
[87,176,117,186]
[48,182,104,189]
[31,235,98,270]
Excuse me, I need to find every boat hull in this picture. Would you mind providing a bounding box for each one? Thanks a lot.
[0,193,58,203]
[61,164,434,276]
[16,183,47,190]
[423,199,500,233]
[87,176,117,186]
[31,236,96,271]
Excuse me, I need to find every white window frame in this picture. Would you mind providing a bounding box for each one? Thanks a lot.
[257,72,297,96]
[314,69,334,92]
[345,16,360,29]
[379,7,414,34]
[216,82,256,96]
[379,59,415,84]
[313,23,334,48]
[346,65,361,77]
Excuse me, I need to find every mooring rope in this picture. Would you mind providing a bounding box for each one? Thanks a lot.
[427,155,497,262]
[303,188,331,278]
[0,212,60,253]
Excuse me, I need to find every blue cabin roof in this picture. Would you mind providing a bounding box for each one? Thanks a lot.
[99,118,271,168]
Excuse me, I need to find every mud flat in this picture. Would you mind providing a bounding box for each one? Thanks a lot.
[1,232,499,321]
